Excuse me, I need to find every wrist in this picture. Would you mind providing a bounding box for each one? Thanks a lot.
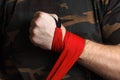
[80,39,90,59]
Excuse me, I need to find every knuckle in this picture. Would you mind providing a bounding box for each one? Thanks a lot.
[31,18,41,27]
[50,14,58,20]
[33,11,43,21]
[32,36,36,42]
[52,14,58,17]
[29,35,35,43]
[34,11,46,18]
[34,11,41,17]
[32,28,38,35]
[31,35,38,44]
[34,20,41,27]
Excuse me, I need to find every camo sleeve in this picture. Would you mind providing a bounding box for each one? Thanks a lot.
[101,0,120,45]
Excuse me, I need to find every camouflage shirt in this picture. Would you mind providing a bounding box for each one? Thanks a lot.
[0,0,120,80]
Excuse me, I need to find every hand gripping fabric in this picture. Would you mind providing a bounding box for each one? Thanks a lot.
[46,18,85,80]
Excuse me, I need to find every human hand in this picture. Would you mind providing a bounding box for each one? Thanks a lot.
[29,11,66,50]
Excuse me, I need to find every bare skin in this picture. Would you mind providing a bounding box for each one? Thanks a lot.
[79,40,120,80]
[29,11,120,80]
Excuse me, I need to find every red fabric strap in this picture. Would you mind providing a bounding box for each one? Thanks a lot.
[46,27,85,80]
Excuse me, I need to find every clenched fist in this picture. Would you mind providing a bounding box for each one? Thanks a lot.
[29,11,66,50]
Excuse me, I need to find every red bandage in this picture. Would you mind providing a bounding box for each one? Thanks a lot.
[46,27,85,80]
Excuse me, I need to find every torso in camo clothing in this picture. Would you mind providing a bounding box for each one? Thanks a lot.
[0,0,120,80]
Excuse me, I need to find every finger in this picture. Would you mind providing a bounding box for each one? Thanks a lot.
[49,14,58,21]
[33,11,42,20]
[29,35,39,47]
[49,14,62,28]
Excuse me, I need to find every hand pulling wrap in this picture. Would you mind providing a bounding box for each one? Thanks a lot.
[46,18,85,80]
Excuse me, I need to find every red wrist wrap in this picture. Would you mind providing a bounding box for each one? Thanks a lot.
[46,27,85,80]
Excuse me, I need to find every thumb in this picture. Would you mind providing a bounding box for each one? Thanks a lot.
[50,14,66,41]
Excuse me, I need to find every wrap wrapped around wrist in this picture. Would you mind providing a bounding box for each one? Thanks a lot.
[46,18,85,80]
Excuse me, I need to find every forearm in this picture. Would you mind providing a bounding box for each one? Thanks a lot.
[30,12,120,79]
[79,40,120,80]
